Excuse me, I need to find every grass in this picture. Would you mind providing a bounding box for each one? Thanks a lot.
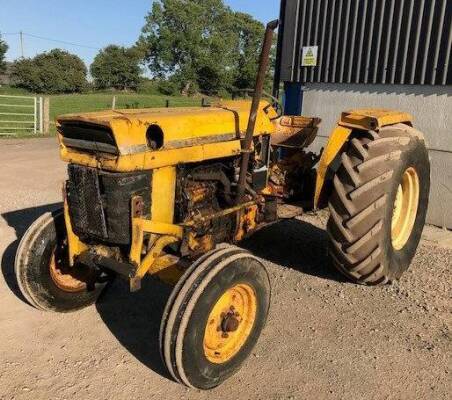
[0,86,206,137]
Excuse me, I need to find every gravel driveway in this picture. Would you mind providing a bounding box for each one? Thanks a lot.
[0,138,450,400]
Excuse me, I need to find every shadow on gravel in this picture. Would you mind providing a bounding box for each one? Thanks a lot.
[1,202,172,379]
[241,218,347,283]
[95,218,346,382]
[1,204,343,381]
[1,202,62,304]
[96,277,173,380]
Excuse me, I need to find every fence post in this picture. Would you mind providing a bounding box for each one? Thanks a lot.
[33,97,37,134]
[43,97,50,135]
[39,97,44,134]
[112,95,116,110]
[166,99,170,108]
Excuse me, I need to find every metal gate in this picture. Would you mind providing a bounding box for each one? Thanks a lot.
[0,95,43,135]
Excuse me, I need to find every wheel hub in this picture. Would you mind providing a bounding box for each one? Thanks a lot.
[391,167,420,250]
[203,283,257,364]
[220,308,240,334]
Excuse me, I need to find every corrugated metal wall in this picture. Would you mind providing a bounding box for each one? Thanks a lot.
[279,0,452,85]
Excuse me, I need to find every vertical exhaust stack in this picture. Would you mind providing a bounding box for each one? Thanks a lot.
[235,19,279,204]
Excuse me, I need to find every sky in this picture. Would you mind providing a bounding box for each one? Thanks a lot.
[0,0,279,66]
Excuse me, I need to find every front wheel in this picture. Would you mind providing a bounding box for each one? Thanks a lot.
[327,123,430,285]
[160,245,271,390]
[15,209,109,312]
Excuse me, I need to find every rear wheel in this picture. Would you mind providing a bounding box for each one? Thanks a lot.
[160,245,270,390]
[15,210,109,312]
[327,123,430,285]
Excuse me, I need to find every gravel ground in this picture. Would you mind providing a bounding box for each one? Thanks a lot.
[0,138,450,400]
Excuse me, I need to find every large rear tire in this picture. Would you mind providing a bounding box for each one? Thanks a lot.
[15,210,109,312]
[327,123,430,285]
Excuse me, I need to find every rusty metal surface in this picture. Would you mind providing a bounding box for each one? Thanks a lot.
[266,150,318,201]
[272,115,321,148]
[234,205,259,242]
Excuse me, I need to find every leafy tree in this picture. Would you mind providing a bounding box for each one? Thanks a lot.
[230,12,265,91]
[90,45,142,90]
[138,0,258,95]
[11,49,87,93]
[0,35,8,74]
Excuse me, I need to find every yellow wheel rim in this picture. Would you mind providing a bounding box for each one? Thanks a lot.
[203,283,257,364]
[391,167,420,250]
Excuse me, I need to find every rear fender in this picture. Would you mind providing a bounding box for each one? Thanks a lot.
[313,109,413,209]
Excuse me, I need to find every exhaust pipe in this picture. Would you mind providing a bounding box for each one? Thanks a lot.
[236,19,279,204]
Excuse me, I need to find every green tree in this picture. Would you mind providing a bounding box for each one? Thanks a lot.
[230,12,265,92]
[0,35,8,74]
[11,49,87,93]
[138,0,250,95]
[90,45,142,90]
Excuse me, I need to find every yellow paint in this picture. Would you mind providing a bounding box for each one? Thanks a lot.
[129,217,183,276]
[63,186,87,265]
[314,126,353,208]
[57,100,276,156]
[135,235,179,279]
[142,253,183,285]
[142,220,183,238]
[59,140,241,172]
[130,219,144,267]
[148,254,179,275]
[314,108,413,209]
[129,166,181,276]
[203,283,257,364]
[151,167,176,223]
[56,101,277,285]
[340,109,412,131]
[146,254,185,285]
[391,167,420,250]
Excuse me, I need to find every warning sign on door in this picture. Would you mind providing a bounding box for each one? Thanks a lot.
[301,46,318,66]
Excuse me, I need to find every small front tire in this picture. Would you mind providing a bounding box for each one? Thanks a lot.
[160,245,271,390]
[15,210,109,312]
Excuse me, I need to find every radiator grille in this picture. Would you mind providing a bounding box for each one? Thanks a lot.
[67,165,108,240]
[66,165,151,245]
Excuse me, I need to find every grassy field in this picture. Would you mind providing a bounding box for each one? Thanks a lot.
[0,86,205,137]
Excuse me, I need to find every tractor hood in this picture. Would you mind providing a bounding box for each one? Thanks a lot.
[56,100,277,156]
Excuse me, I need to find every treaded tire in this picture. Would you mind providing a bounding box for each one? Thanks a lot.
[327,123,430,285]
[160,244,271,390]
[15,209,109,312]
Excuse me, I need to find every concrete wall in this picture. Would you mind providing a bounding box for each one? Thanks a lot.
[301,83,452,229]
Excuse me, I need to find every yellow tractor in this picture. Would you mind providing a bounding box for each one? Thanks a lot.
[15,21,430,389]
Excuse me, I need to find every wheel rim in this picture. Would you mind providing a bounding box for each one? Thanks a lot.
[391,167,420,250]
[203,283,257,364]
[49,243,89,293]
